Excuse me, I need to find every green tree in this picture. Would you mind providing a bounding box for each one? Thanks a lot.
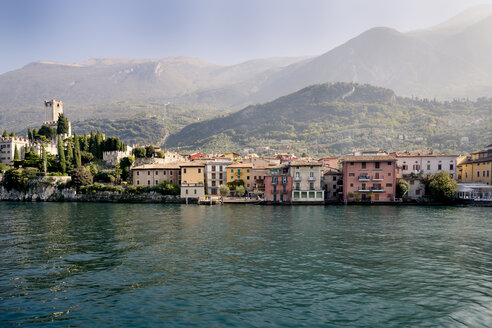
[38,125,56,139]
[57,135,66,174]
[429,171,458,203]
[235,185,246,197]
[65,141,73,165]
[2,130,8,138]
[42,145,47,174]
[10,131,15,137]
[13,145,19,160]
[132,147,146,158]
[2,167,39,191]
[145,145,154,158]
[71,166,93,186]
[73,136,82,167]
[396,179,410,198]
[27,128,33,141]
[219,184,230,197]
[119,156,135,181]
[155,150,165,158]
[56,113,69,135]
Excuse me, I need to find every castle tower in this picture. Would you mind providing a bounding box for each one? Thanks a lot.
[44,99,63,122]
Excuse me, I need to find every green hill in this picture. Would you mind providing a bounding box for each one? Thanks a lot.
[165,82,492,156]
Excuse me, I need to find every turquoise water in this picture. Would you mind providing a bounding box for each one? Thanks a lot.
[0,203,491,327]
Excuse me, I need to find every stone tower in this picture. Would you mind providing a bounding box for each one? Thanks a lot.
[44,99,63,122]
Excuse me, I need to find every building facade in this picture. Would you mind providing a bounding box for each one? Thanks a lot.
[204,159,231,195]
[458,144,492,185]
[131,163,181,186]
[342,153,397,202]
[323,167,342,202]
[264,165,292,202]
[0,137,29,164]
[289,160,324,202]
[227,163,254,190]
[180,163,205,198]
[394,150,458,179]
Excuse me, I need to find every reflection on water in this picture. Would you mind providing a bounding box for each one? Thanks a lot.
[0,203,491,327]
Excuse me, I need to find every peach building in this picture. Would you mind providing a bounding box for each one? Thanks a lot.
[342,153,397,202]
[131,163,181,186]
[180,162,205,199]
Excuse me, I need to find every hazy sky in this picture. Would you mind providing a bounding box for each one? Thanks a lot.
[1,0,492,74]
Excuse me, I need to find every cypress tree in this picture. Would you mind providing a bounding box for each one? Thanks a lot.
[57,135,66,174]
[14,145,19,160]
[2,130,8,138]
[66,141,73,165]
[74,136,82,167]
[42,145,47,173]
[89,131,98,158]
[56,113,69,135]
[96,131,103,159]
[28,128,33,141]
[10,131,15,137]
[32,128,38,140]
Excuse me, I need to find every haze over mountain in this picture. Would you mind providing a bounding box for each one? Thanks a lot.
[2,5,492,139]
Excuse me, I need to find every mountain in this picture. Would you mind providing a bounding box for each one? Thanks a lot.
[165,82,492,156]
[0,56,306,131]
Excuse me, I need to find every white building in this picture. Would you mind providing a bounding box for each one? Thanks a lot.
[394,150,459,179]
[204,159,232,195]
[289,160,324,202]
[0,137,29,164]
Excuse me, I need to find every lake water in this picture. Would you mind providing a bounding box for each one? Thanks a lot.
[0,202,491,327]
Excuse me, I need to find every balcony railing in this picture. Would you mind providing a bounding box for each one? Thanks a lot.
[358,175,370,181]
[356,186,385,193]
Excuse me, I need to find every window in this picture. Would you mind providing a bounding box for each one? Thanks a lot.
[219,173,223,179]
[388,172,391,176]
[402,165,408,170]
[283,185,286,193]
[350,162,354,166]
[310,171,314,177]
[416,189,421,195]
[332,184,336,189]
[273,185,277,192]
[137,171,140,176]
[212,165,216,171]
[254,176,256,180]
[163,171,166,175]
[155,180,158,185]
[333,176,336,181]
[246,175,250,180]
[186,189,188,195]
[386,183,392,187]
[148,171,150,175]
[247,184,250,188]
[137,180,140,185]
[148,180,150,185]
[349,173,355,177]
[212,173,216,179]
[231,169,234,173]
[295,172,300,178]
[247,169,250,172]
[427,165,431,170]
[438,164,442,170]
[362,162,366,169]
[212,181,216,187]
[231,176,233,180]
[296,182,300,190]
[477,171,480,178]
[198,168,201,173]
[450,164,454,170]
[170,171,173,175]
[155,171,158,175]
[410,180,414,185]
[194,189,197,194]
[375,162,380,169]
[184,168,187,174]
[350,183,353,187]
[388,162,392,166]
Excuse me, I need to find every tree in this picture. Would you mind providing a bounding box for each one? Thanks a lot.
[2,130,8,138]
[10,131,15,137]
[56,113,69,135]
[155,150,165,158]
[219,184,230,197]
[65,141,73,165]
[71,167,93,186]
[119,156,135,181]
[429,171,458,203]
[396,179,410,198]
[57,135,66,174]
[38,125,56,139]
[73,136,82,167]
[132,147,146,158]
[235,185,246,197]
[42,145,47,174]
[13,145,19,160]
[145,145,154,158]
[28,128,33,141]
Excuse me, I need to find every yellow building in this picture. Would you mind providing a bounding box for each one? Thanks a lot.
[180,162,205,198]
[220,152,241,162]
[227,163,254,190]
[458,144,492,185]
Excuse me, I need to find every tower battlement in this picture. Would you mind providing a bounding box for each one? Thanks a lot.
[44,99,63,122]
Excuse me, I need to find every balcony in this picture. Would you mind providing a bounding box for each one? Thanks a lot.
[308,176,316,181]
[372,176,384,181]
[356,186,385,193]
[294,176,301,181]
[358,175,370,181]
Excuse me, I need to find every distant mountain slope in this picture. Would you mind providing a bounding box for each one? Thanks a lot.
[165,82,492,156]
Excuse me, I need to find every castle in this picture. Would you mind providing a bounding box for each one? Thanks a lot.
[0,99,71,165]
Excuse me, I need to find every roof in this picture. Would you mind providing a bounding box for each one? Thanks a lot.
[228,163,253,168]
[132,163,181,170]
[323,167,341,175]
[460,155,492,165]
[180,162,205,167]
[342,155,396,162]
[289,160,322,166]
[393,150,458,157]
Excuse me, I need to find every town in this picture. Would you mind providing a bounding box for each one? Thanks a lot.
[1,99,491,204]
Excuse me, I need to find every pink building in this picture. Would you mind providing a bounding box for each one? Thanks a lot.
[264,165,292,202]
[342,153,397,202]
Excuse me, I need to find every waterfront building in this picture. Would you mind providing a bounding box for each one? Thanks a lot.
[131,163,181,186]
[393,150,459,179]
[458,144,492,185]
[180,162,205,199]
[204,159,232,195]
[227,163,254,190]
[264,165,292,202]
[289,160,324,202]
[342,151,397,202]
[457,183,492,201]
[323,167,343,202]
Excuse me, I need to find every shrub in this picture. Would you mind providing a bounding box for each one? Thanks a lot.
[71,167,93,186]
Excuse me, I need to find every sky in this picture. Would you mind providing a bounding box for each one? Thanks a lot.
[1,0,492,74]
